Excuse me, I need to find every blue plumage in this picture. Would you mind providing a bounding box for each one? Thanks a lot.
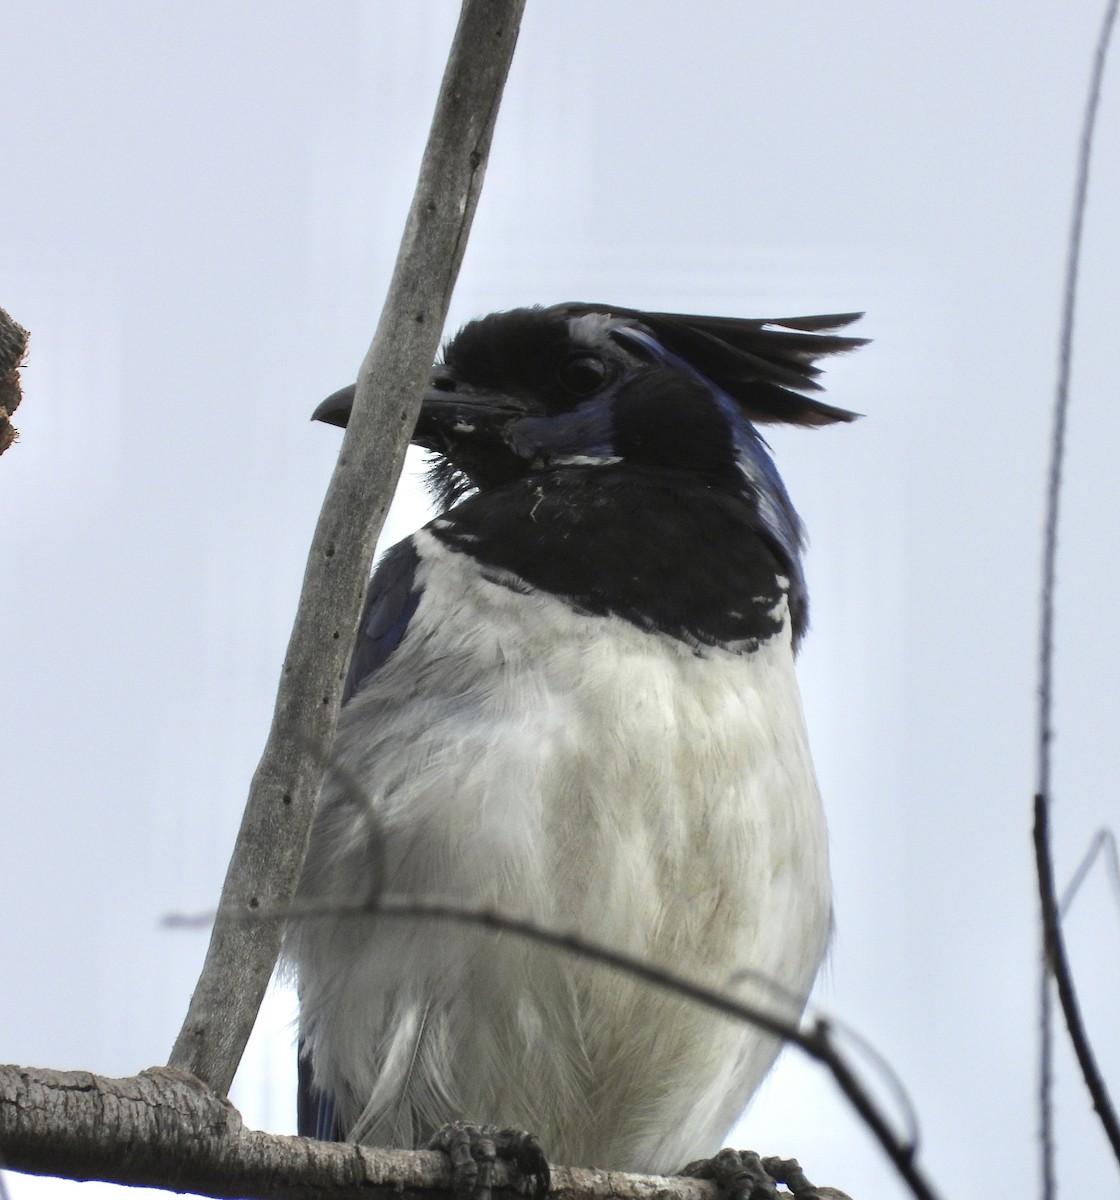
[343,540,423,701]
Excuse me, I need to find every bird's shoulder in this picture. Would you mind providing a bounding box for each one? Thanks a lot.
[344,538,424,702]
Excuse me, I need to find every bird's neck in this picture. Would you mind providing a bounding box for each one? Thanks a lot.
[428,465,808,650]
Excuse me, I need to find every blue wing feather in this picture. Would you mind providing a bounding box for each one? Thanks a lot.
[343,538,423,703]
[298,1043,343,1140]
[297,536,423,1140]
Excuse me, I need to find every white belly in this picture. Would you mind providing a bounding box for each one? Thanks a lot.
[288,532,831,1173]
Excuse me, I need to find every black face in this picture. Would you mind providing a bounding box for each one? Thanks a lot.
[439,307,624,414]
[313,302,864,511]
[413,307,644,505]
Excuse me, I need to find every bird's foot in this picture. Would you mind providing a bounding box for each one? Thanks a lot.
[428,1120,550,1200]
[681,1148,819,1200]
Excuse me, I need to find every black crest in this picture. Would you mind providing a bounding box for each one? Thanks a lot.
[560,303,866,427]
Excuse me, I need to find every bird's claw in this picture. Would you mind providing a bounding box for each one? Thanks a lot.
[682,1148,819,1200]
[428,1120,550,1200]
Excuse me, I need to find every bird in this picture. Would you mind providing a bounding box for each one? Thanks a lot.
[285,301,864,1185]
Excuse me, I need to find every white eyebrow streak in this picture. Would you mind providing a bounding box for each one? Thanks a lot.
[566,311,619,348]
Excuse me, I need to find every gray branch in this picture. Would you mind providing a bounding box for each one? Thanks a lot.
[167,0,527,1094]
[0,1064,853,1200]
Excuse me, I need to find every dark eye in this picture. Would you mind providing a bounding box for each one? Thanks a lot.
[558,354,609,395]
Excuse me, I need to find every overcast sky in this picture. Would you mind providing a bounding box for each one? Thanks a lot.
[3,4,1119,1199]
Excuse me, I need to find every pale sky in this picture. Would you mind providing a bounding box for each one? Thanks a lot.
[3,4,1119,1199]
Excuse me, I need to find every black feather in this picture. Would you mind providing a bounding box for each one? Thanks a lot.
[559,303,865,427]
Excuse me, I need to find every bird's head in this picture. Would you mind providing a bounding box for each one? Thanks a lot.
[315,302,864,589]
[316,302,863,491]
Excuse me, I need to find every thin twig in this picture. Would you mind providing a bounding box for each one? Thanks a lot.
[168,894,942,1200]
[1035,798,1120,1166]
[1059,828,1120,919]
[167,0,527,1095]
[822,1016,922,1156]
[1038,0,1119,802]
[1040,965,1055,1200]
[1035,0,1120,1190]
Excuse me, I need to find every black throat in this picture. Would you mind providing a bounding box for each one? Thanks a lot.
[427,465,805,651]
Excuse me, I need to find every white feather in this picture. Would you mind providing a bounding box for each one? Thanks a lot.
[286,529,831,1172]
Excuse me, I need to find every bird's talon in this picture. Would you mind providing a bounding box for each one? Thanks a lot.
[429,1121,549,1200]
[760,1156,818,1198]
[682,1148,818,1200]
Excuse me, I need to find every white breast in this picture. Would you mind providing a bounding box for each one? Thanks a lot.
[288,530,831,1173]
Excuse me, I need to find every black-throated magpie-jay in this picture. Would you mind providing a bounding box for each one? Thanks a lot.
[286,301,863,1182]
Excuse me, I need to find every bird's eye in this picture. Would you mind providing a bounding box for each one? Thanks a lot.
[558,354,609,395]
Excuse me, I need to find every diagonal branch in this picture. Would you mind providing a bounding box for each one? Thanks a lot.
[168,0,527,1095]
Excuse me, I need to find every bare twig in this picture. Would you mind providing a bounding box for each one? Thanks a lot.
[169,894,941,1200]
[1034,798,1120,1167]
[1035,0,1120,1190]
[1040,968,1055,1200]
[1037,0,1118,806]
[821,1016,922,1157]
[1059,827,1120,919]
[167,0,527,1095]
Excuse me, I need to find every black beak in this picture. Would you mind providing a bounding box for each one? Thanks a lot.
[312,371,525,447]
[312,384,358,428]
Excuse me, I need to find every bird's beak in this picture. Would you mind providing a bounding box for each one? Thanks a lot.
[412,366,526,454]
[312,371,525,449]
[311,385,358,428]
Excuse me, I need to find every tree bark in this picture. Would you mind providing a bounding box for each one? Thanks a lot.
[0,305,28,455]
[0,1064,852,1200]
